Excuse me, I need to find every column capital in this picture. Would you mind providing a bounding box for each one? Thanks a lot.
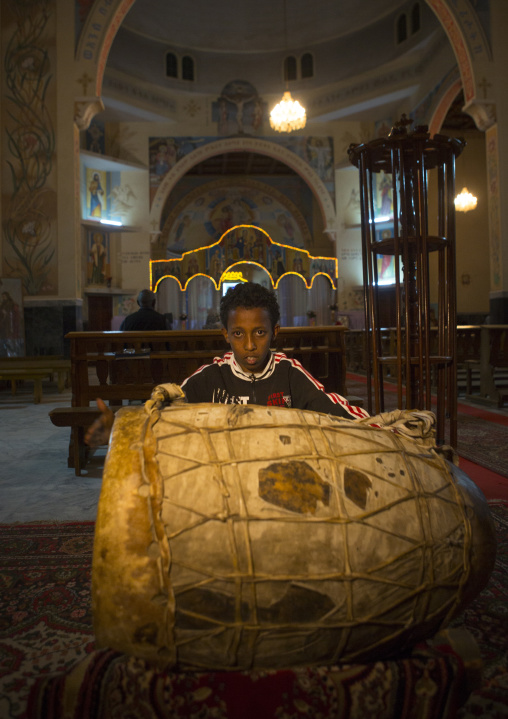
[74,98,105,131]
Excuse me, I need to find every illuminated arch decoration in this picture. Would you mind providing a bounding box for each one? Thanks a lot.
[151,225,338,292]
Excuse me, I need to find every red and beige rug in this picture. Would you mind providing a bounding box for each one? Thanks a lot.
[1,505,507,718]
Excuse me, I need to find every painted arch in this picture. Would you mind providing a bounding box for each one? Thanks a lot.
[149,137,337,238]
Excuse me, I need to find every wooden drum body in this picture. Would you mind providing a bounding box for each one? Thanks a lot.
[92,403,496,670]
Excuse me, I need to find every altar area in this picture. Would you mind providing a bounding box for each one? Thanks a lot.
[152,225,340,329]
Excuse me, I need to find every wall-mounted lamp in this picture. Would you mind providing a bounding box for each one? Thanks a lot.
[454,187,477,213]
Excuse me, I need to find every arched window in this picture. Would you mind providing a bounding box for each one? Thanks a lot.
[397,14,407,43]
[411,3,421,34]
[284,56,297,82]
[166,52,178,78]
[182,55,195,81]
[301,53,314,79]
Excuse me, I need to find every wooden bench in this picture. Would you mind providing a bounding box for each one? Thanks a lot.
[0,357,71,403]
[49,327,347,475]
[49,406,104,476]
[464,325,508,407]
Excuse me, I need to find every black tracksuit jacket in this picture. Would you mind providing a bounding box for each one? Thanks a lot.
[180,351,369,420]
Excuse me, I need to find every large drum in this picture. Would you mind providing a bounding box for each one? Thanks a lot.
[92,401,496,670]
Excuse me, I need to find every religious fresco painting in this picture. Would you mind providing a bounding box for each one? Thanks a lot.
[1,0,58,296]
[374,225,399,286]
[148,131,335,205]
[375,171,394,220]
[0,278,25,357]
[81,163,139,228]
[213,80,266,136]
[86,168,107,218]
[87,230,111,286]
[151,225,338,292]
[85,117,106,155]
[154,178,313,260]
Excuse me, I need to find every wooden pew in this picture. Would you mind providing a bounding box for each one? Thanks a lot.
[465,325,508,407]
[50,326,347,475]
[0,356,70,403]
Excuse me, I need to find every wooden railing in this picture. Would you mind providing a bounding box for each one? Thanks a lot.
[345,324,508,408]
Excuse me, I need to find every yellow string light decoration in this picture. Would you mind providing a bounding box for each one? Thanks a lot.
[150,225,337,292]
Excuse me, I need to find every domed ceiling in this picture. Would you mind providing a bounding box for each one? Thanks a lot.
[119,0,413,52]
[101,0,454,125]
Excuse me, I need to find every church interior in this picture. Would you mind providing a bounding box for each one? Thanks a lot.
[1,0,506,348]
[1,1,508,717]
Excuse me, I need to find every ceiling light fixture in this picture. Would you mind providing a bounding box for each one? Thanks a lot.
[454,187,477,212]
[269,0,306,133]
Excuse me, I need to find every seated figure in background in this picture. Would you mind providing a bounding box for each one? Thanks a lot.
[120,290,167,331]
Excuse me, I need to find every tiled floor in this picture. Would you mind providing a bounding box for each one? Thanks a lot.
[0,382,105,523]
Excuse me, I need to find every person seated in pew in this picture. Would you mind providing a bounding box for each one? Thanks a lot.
[85,282,369,447]
[120,289,167,330]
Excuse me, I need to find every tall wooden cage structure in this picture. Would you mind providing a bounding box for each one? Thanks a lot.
[348,117,465,447]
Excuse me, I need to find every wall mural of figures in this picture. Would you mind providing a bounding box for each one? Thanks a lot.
[0,278,25,356]
[213,80,266,136]
[151,225,338,292]
[1,0,58,296]
[87,168,107,218]
[148,136,208,204]
[154,178,315,261]
[87,230,111,286]
[148,130,336,207]
[375,171,394,220]
[81,163,141,227]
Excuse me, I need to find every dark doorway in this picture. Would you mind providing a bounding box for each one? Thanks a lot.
[87,295,113,330]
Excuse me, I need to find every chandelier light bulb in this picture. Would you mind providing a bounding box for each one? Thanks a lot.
[270,91,306,133]
[454,187,477,212]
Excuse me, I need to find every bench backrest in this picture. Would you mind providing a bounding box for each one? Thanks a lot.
[66,326,347,407]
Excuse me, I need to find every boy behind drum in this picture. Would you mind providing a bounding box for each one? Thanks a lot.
[85,282,368,447]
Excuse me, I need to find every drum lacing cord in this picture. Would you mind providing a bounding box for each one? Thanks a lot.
[144,383,186,422]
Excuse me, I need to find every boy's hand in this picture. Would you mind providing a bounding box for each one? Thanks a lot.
[85,398,115,447]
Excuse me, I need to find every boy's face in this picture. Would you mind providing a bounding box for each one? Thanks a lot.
[222,306,279,374]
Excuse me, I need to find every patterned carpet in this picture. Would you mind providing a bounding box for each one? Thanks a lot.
[0,522,95,718]
[0,504,507,718]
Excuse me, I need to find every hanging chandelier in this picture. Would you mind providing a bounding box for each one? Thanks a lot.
[270,91,306,132]
[454,187,477,212]
[269,0,307,133]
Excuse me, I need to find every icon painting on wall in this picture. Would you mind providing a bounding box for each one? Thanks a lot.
[87,230,111,286]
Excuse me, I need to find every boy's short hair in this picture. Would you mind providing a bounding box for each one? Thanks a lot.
[220,282,280,329]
